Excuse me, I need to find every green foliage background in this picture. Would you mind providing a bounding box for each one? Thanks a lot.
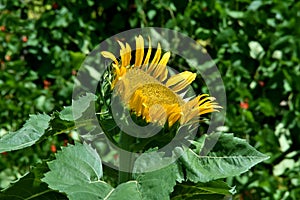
[0,0,299,199]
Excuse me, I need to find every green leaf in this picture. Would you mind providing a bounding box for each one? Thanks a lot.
[190,135,207,154]
[247,1,262,11]
[171,180,235,200]
[42,143,113,200]
[59,106,73,121]
[147,10,157,20]
[70,51,85,70]
[133,151,184,200]
[135,164,182,200]
[58,93,97,122]
[0,163,67,200]
[194,180,236,195]
[226,10,244,19]
[104,181,142,200]
[257,98,276,117]
[180,133,269,183]
[0,114,51,153]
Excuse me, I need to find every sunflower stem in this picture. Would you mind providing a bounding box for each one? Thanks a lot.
[118,131,136,184]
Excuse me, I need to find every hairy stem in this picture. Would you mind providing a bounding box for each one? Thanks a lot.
[118,131,136,184]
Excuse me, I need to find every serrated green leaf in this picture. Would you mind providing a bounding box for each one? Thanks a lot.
[0,114,51,153]
[104,181,142,200]
[58,93,97,123]
[66,183,112,200]
[133,151,184,200]
[72,93,97,121]
[42,143,113,200]
[171,180,235,200]
[0,163,67,200]
[59,106,73,121]
[180,133,269,183]
[134,164,182,200]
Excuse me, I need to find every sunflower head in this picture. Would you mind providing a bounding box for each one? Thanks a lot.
[101,35,221,127]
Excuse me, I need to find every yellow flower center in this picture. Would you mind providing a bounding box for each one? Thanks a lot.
[131,83,183,126]
[114,69,183,126]
[135,83,183,107]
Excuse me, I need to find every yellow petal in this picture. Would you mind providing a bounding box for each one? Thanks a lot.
[129,90,141,115]
[113,64,120,76]
[164,104,181,126]
[135,35,144,67]
[186,96,201,108]
[168,113,181,126]
[142,104,150,122]
[199,108,215,115]
[119,66,127,77]
[117,41,132,67]
[149,104,167,125]
[118,41,126,67]
[142,37,152,70]
[124,43,132,67]
[166,71,196,92]
[153,52,170,81]
[147,43,161,73]
[198,95,213,106]
[101,51,119,66]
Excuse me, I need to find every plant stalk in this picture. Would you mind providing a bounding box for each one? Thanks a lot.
[118,131,136,184]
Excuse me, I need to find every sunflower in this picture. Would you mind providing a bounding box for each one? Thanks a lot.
[101,35,220,127]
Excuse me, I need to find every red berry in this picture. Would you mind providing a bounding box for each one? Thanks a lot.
[22,36,28,43]
[0,26,5,32]
[240,101,249,110]
[1,152,8,156]
[50,144,57,153]
[43,80,51,89]
[258,81,265,87]
[72,69,77,76]
[5,55,11,61]
[52,2,59,10]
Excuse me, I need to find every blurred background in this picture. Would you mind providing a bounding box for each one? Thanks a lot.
[0,0,300,199]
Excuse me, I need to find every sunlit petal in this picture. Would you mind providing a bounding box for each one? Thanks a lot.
[147,43,161,73]
[166,71,196,92]
[124,43,132,67]
[101,51,119,66]
[135,35,144,67]
[153,52,170,81]
[142,37,152,70]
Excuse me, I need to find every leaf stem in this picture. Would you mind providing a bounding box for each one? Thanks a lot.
[24,189,56,200]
